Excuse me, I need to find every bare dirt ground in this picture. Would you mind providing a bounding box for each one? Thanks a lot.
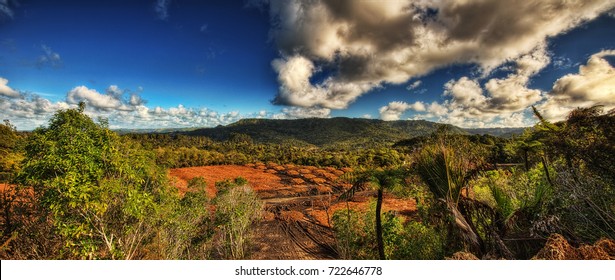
[169,164,417,260]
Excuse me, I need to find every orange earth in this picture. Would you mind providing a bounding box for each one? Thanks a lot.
[168,164,418,259]
[169,164,417,227]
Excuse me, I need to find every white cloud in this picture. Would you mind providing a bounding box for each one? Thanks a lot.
[260,0,615,123]
[129,94,145,106]
[552,56,576,69]
[0,93,70,129]
[379,101,426,121]
[0,77,20,98]
[407,45,551,127]
[64,85,148,112]
[2,83,336,130]
[443,77,486,110]
[538,50,615,121]
[66,86,123,110]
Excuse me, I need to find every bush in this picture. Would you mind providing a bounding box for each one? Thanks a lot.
[332,201,445,260]
[153,176,212,259]
[213,178,263,259]
[551,167,615,243]
[389,220,445,260]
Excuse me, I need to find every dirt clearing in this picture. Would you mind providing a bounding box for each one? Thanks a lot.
[169,164,417,260]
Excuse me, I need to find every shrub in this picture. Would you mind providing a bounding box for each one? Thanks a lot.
[213,178,263,259]
[332,201,445,259]
[153,176,212,259]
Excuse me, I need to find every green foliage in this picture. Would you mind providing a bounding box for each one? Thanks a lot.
[414,132,486,256]
[339,167,409,259]
[154,176,212,259]
[525,106,615,242]
[332,209,365,259]
[473,167,551,220]
[14,107,166,259]
[0,120,24,176]
[213,178,263,259]
[389,220,445,260]
[131,131,411,169]
[550,166,615,242]
[332,201,444,260]
[415,134,485,204]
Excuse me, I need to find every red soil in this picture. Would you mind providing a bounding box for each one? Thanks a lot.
[307,195,417,227]
[169,165,417,229]
[169,165,285,197]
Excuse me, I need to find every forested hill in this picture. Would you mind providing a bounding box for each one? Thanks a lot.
[464,127,527,138]
[182,117,465,147]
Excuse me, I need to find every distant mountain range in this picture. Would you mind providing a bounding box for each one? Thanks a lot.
[139,117,524,148]
[118,118,526,147]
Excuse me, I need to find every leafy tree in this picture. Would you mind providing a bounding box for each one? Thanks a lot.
[15,103,166,259]
[531,106,615,242]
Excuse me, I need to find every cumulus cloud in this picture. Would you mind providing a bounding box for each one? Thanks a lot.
[271,55,376,109]
[482,44,549,112]
[67,86,123,110]
[0,77,20,98]
[261,0,615,120]
[392,44,551,127]
[37,45,62,69]
[379,101,426,121]
[0,93,70,129]
[538,50,615,121]
[2,83,334,130]
[155,0,172,20]
[64,85,148,112]
[400,45,551,127]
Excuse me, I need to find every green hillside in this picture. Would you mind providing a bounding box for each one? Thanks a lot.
[183,117,466,148]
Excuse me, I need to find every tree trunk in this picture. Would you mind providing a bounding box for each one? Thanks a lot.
[541,156,554,188]
[376,188,385,260]
[446,199,483,257]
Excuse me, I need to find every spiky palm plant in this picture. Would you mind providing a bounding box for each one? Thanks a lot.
[415,137,484,255]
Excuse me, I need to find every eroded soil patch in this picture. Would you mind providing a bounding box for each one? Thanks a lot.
[169,164,417,260]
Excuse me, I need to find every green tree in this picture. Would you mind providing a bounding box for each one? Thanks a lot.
[531,106,615,242]
[15,104,166,259]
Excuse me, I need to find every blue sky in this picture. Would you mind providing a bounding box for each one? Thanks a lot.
[1,0,614,130]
